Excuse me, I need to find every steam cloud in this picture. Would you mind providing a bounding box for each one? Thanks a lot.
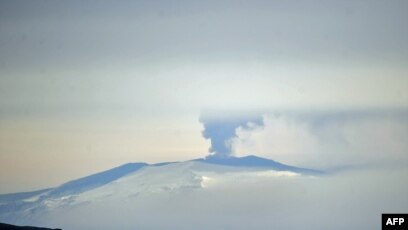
[231,110,408,169]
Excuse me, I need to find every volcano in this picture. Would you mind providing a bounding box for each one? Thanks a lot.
[0,155,322,229]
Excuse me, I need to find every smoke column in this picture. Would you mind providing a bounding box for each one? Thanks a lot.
[199,112,262,158]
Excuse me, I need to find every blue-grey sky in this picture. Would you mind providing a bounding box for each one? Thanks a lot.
[0,0,407,193]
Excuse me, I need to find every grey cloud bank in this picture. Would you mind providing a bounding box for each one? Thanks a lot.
[1,0,407,116]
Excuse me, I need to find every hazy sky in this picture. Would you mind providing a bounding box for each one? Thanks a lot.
[1,0,407,193]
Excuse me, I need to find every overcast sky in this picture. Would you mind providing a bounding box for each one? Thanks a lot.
[0,0,407,193]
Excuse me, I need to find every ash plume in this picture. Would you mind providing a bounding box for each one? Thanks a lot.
[199,112,262,158]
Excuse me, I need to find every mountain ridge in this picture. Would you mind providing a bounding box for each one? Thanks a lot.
[195,155,323,174]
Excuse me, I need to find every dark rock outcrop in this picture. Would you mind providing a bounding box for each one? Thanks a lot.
[0,223,61,230]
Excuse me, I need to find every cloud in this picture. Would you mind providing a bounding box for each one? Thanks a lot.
[231,111,408,169]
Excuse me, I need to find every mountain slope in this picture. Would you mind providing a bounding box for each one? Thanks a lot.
[47,163,147,197]
[0,190,52,204]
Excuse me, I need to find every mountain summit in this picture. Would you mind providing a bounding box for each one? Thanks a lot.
[197,155,322,174]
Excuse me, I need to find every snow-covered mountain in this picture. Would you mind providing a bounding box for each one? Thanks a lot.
[0,155,322,229]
